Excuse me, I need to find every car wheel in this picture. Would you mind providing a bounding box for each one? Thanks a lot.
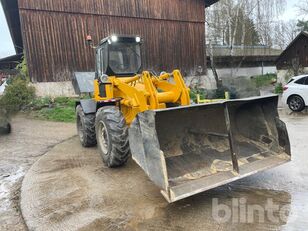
[288,95,305,112]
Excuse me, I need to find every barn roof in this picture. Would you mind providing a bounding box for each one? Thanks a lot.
[0,53,23,70]
[276,31,308,64]
[1,0,219,58]
[0,0,22,54]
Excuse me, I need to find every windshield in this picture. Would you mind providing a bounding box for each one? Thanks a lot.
[109,42,141,75]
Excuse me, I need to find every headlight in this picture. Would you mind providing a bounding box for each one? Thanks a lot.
[136,36,141,43]
[111,35,118,43]
[99,74,108,83]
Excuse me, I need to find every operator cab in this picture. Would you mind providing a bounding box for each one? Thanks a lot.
[95,35,142,79]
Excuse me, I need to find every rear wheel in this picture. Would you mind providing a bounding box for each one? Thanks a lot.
[95,106,130,167]
[288,95,305,112]
[76,105,97,147]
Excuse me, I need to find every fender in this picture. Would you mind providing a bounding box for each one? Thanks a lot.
[76,99,97,114]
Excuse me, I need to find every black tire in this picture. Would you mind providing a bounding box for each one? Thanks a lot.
[0,123,11,135]
[288,95,305,112]
[95,106,130,167]
[76,105,97,147]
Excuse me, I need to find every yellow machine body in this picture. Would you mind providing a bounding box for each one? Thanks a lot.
[93,70,190,124]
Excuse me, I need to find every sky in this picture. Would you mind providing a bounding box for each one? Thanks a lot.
[0,3,15,59]
[279,0,301,21]
[0,0,305,59]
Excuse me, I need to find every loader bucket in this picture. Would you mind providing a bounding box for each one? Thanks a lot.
[129,95,291,202]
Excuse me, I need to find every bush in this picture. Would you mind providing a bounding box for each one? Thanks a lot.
[0,76,35,115]
[251,73,277,88]
[275,83,283,94]
[15,55,29,78]
[214,85,238,99]
[190,85,238,103]
[190,88,206,103]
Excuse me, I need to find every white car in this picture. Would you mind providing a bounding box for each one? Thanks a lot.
[282,75,308,112]
[0,80,7,95]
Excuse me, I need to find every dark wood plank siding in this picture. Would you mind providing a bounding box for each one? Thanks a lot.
[276,34,308,70]
[19,0,206,82]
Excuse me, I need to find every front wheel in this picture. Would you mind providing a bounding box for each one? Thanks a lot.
[95,106,130,167]
[288,95,305,112]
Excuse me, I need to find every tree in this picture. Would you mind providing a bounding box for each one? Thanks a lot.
[206,0,286,80]
[273,20,298,49]
[206,0,286,47]
[225,9,260,46]
[297,20,308,32]
[295,0,308,16]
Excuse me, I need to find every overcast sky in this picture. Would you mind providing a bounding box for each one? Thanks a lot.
[0,0,305,59]
[0,3,15,58]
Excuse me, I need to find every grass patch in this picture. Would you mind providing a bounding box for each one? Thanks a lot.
[251,73,277,88]
[29,97,76,123]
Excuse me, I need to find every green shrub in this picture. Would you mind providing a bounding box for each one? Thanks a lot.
[190,86,238,103]
[15,55,29,78]
[251,73,277,88]
[0,76,35,115]
[30,97,52,110]
[275,83,283,94]
[214,86,238,99]
[190,88,206,103]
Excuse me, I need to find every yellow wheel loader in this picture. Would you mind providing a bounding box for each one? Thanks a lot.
[73,35,291,202]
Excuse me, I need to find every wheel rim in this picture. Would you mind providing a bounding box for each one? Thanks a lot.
[98,121,109,155]
[289,96,302,111]
[77,116,84,141]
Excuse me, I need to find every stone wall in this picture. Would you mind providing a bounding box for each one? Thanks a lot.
[31,82,77,98]
[32,75,218,97]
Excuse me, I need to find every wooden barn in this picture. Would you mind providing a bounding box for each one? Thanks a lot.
[276,31,308,83]
[1,0,219,83]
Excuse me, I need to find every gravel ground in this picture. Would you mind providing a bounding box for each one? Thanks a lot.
[1,109,308,230]
[19,110,308,230]
[0,116,75,230]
